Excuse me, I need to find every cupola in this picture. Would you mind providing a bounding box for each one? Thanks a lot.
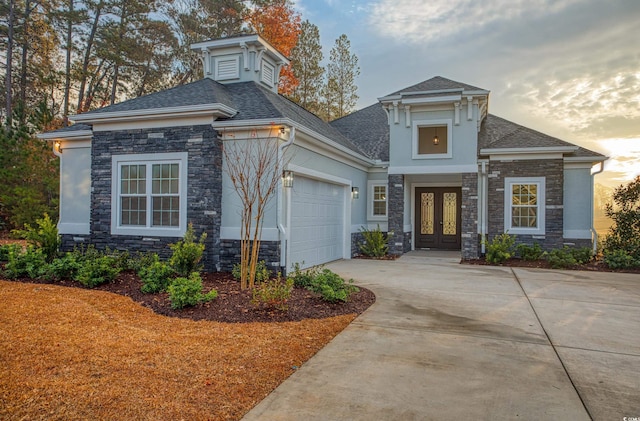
[190,34,289,94]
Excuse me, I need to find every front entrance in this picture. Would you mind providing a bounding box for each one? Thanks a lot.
[415,187,462,250]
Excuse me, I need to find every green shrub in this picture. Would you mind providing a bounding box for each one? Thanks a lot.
[13,213,60,262]
[308,269,358,303]
[251,274,294,311]
[516,243,545,261]
[48,252,82,280]
[127,251,159,274]
[75,255,120,288]
[570,247,593,265]
[104,248,132,272]
[169,223,207,277]
[603,249,638,270]
[288,262,321,288]
[139,257,175,293]
[167,272,217,309]
[484,233,516,264]
[232,260,271,282]
[0,244,21,263]
[358,225,390,258]
[603,176,640,263]
[546,247,577,269]
[3,246,49,279]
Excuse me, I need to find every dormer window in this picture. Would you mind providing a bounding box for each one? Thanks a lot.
[261,61,275,87]
[412,119,453,159]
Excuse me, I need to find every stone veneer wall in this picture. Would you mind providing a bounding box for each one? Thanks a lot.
[83,124,222,272]
[461,172,479,259]
[487,159,564,251]
[387,174,405,256]
[218,240,281,273]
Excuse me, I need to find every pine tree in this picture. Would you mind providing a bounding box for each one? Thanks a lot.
[289,20,324,115]
[323,34,360,120]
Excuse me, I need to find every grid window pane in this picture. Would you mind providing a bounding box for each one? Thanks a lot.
[121,197,147,226]
[152,196,179,227]
[121,164,146,195]
[511,183,538,228]
[152,163,179,194]
[372,185,387,216]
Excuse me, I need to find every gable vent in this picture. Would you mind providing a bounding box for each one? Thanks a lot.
[261,61,275,87]
[215,56,239,80]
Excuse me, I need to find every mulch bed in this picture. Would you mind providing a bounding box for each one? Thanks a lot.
[9,271,376,323]
[462,257,640,274]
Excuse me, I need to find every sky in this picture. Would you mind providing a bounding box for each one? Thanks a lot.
[292,0,640,188]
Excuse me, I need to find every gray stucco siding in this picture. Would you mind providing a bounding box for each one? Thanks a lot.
[58,146,91,235]
[563,167,593,239]
[389,107,479,170]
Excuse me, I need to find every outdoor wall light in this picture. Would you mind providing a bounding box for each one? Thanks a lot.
[352,186,359,199]
[279,127,286,134]
[282,170,294,188]
[433,127,439,145]
[54,141,63,154]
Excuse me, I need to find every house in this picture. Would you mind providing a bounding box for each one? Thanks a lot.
[39,34,606,272]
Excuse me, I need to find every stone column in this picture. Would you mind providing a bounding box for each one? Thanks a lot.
[461,172,479,259]
[388,174,405,256]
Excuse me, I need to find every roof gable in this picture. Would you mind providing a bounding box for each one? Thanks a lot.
[386,76,488,97]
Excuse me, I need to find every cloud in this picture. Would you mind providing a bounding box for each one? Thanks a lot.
[368,0,583,44]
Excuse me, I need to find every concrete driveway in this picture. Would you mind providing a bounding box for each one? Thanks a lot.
[243,251,640,421]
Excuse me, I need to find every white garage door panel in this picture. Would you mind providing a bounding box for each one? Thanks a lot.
[290,176,345,269]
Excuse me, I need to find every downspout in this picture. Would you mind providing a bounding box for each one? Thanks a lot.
[590,161,605,254]
[480,160,488,255]
[277,126,295,268]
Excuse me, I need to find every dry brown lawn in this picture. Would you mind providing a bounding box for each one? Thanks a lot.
[0,280,355,420]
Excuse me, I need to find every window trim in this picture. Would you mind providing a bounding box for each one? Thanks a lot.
[367,181,388,220]
[412,119,453,159]
[504,177,546,235]
[111,152,188,237]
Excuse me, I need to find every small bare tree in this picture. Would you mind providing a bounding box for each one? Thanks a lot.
[222,127,289,289]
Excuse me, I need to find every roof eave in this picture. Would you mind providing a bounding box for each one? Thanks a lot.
[564,155,608,163]
[213,118,375,167]
[72,103,238,124]
[37,129,93,141]
[480,146,579,155]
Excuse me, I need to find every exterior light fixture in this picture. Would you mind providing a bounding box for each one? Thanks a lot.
[54,141,63,154]
[280,127,286,134]
[352,186,359,199]
[282,170,294,188]
[433,127,439,145]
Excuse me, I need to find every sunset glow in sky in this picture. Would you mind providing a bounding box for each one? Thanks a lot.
[294,0,640,187]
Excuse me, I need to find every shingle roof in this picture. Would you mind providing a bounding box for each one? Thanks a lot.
[218,83,368,156]
[387,76,487,96]
[79,78,234,114]
[66,79,368,158]
[479,114,605,159]
[330,103,389,161]
[46,123,92,134]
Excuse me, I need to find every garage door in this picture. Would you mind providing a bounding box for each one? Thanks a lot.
[289,176,346,269]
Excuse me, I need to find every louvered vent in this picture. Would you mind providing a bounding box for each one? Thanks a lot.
[215,57,239,80]
[261,61,275,87]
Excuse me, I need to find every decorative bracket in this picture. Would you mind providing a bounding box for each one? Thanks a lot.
[454,102,460,125]
[404,105,411,127]
[467,96,474,120]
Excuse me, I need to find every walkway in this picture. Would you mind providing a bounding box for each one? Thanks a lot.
[243,251,640,420]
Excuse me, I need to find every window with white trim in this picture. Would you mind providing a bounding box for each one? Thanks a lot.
[368,182,388,219]
[412,119,453,159]
[111,153,188,236]
[504,177,545,235]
